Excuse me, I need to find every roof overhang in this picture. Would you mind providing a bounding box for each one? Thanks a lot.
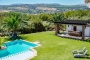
[54,20,90,26]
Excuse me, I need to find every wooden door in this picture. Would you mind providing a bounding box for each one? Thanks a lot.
[73,26,76,31]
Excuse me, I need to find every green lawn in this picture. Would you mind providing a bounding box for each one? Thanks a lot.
[8,31,90,60]
[20,31,90,60]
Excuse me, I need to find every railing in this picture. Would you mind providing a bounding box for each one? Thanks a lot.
[68,30,82,37]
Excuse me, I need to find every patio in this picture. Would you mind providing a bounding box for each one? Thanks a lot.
[58,33,90,40]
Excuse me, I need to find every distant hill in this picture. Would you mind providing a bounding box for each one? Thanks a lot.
[0,4,89,14]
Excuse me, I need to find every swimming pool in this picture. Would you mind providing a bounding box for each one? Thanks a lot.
[0,39,37,60]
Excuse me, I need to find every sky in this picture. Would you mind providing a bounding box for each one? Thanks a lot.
[0,0,85,5]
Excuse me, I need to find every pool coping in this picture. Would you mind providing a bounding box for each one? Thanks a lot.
[23,40,41,60]
[23,40,42,47]
[25,48,37,60]
[1,39,41,60]
[25,41,41,60]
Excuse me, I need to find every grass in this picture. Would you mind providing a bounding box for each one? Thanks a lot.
[19,31,90,60]
[1,31,90,60]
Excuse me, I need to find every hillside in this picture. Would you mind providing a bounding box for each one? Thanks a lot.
[0,4,89,14]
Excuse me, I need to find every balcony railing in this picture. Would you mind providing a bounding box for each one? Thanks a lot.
[68,30,82,37]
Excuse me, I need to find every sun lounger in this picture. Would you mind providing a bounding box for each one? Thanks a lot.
[73,47,86,54]
[74,50,88,58]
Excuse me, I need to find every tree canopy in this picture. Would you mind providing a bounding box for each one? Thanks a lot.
[0,10,90,35]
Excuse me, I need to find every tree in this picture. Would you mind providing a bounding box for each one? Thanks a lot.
[2,12,29,34]
[53,13,66,22]
[3,16,19,31]
[30,16,45,32]
[39,13,49,21]
[2,16,19,39]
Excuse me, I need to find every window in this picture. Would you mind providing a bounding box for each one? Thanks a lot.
[68,25,69,27]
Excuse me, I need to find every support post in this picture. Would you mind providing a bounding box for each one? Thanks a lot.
[55,24,59,36]
[82,26,85,40]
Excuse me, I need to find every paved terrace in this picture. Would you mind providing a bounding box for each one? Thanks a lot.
[58,34,90,40]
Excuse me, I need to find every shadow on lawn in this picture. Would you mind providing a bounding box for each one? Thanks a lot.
[74,54,90,59]
[49,33,90,43]
[85,39,90,42]
[75,56,90,59]
[58,36,90,43]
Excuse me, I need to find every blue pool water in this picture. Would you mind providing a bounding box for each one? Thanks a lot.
[0,39,37,58]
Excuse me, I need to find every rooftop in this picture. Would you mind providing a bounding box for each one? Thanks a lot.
[54,20,90,25]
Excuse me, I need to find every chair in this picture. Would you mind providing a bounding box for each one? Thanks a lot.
[74,50,88,58]
[73,47,86,54]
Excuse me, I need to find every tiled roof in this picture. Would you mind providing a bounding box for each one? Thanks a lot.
[54,20,90,25]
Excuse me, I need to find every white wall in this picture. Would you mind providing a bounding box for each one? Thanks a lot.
[66,25,90,37]
[66,25,72,34]
[66,25,82,33]
[85,27,90,37]
[76,26,90,36]
[77,26,82,32]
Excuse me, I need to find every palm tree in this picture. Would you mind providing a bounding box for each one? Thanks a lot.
[4,17,19,31]
[53,13,66,33]
[2,13,29,38]
[53,13,66,22]
[2,16,21,38]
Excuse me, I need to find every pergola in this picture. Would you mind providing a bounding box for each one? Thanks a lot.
[54,20,90,40]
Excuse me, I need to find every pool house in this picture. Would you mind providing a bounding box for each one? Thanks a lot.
[54,20,90,40]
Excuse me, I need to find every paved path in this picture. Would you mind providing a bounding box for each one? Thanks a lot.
[0,50,34,60]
